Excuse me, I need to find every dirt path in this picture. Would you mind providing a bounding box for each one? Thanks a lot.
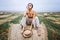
[8,22,48,40]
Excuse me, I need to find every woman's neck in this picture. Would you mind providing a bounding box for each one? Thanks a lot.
[28,9,32,12]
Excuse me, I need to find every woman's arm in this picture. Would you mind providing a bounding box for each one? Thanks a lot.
[33,11,36,19]
[24,11,28,17]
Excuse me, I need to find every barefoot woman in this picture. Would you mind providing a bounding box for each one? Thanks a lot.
[20,3,41,36]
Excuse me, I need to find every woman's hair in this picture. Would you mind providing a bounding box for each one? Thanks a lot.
[28,3,33,8]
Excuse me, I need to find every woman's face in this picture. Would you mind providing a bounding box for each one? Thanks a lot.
[27,4,32,10]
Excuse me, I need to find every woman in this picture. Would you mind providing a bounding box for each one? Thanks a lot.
[20,3,41,36]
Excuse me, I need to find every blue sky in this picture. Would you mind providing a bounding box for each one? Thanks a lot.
[0,0,60,12]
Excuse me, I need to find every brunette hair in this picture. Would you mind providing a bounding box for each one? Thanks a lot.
[28,3,33,8]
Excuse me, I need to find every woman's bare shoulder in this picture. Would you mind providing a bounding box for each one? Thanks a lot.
[32,10,36,13]
[32,10,36,14]
[24,10,28,14]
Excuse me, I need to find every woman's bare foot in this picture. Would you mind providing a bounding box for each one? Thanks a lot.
[37,28,41,36]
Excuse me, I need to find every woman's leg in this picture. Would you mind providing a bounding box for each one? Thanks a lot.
[35,16,40,28]
[35,16,41,36]
[32,16,40,28]
[20,17,26,27]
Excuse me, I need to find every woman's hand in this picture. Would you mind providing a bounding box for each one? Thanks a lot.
[21,30,24,34]
[21,27,25,34]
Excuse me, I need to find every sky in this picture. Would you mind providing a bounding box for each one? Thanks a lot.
[0,0,60,12]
